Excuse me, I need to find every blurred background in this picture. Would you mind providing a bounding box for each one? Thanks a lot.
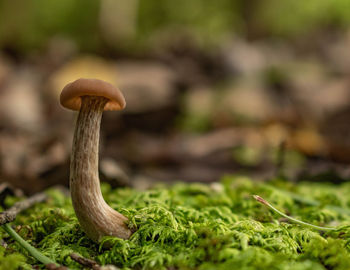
[1,0,350,194]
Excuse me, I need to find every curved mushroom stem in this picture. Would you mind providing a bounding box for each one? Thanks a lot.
[70,96,132,242]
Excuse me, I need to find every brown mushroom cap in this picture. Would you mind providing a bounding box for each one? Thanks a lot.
[60,78,126,111]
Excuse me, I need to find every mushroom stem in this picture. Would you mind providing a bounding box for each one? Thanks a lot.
[70,96,132,242]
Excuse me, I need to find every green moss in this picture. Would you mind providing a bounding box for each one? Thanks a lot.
[0,247,28,270]
[1,176,350,269]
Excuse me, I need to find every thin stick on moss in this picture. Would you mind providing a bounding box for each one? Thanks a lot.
[0,192,47,225]
[70,253,102,270]
[253,195,336,231]
[2,223,59,266]
[45,263,68,270]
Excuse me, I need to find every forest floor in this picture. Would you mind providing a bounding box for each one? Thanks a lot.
[1,175,350,270]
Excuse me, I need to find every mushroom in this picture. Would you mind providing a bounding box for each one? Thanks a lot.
[60,78,132,242]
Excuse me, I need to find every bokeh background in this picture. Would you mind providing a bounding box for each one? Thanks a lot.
[1,0,350,194]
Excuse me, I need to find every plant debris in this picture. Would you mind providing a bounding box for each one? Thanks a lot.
[0,192,48,225]
[70,253,102,270]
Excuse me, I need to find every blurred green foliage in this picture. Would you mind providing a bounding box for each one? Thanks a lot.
[0,0,350,54]
[137,0,239,46]
[257,0,350,36]
[0,0,99,52]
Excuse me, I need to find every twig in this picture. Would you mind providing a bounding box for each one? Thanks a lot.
[45,263,68,270]
[70,253,101,270]
[253,195,336,231]
[0,192,48,225]
[70,253,120,270]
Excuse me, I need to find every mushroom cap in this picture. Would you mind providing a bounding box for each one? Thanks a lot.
[60,78,126,111]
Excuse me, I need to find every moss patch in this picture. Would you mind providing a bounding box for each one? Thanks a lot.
[1,175,350,269]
